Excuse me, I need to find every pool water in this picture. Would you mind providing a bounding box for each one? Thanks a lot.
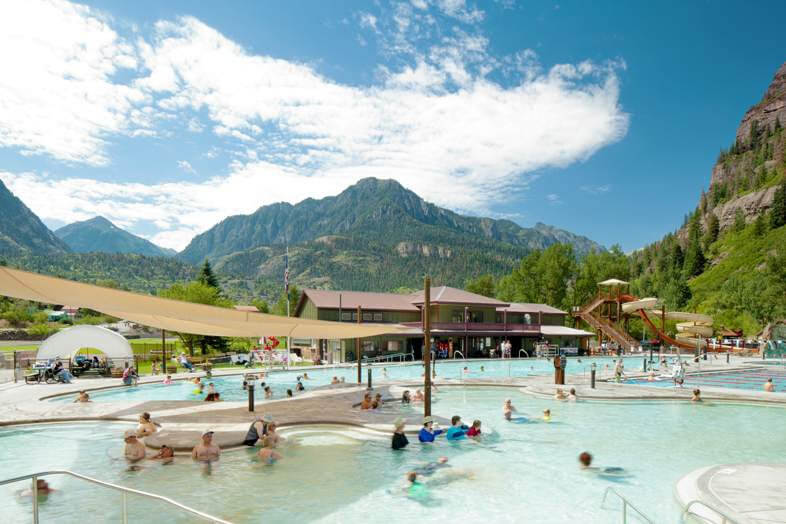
[627,367,786,391]
[51,357,642,403]
[7,388,786,523]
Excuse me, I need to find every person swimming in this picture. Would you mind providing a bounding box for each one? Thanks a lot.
[360,393,373,410]
[331,376,340,385]
[74,390,90,403]
[404,471,429,501]
[414,457,450,476]
[466,420,482,437]
[554,388,568,400]
[479,366,485,372]
[567,388,577,402]
[542,409,551,422]
[578,452,628,478]
[691,388,702,402]
[264,386,273,399]
[764,378,775,392]
[413,390,425,402]
[151,445,174,463]
[163,375,173,385]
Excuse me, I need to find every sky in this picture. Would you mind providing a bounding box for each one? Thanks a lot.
[1,0,785,252]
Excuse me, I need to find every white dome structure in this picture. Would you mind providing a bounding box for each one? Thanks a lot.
[36,325,134,366]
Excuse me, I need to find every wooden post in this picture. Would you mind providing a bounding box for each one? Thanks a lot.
[161,329,166,375]
[423,276,432,417]
[356,305,362,384]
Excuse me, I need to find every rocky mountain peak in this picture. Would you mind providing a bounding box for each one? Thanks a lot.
[735,61,786,143]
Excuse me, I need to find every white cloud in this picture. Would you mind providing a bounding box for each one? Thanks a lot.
[0,2,629,251]
[546,193,562,205]
[358,12,378,31]
[177,160,197,175]
[580,184,611,194]
[0,0,149,165]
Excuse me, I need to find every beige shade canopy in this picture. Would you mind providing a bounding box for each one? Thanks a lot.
[0,266,405,339]
[597,278,629,286]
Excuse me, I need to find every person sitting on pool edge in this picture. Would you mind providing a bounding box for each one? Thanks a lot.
[137,412,161,437]
[764,378,775,392]
[192,431,221,461]
[418,416,445,442]
[446,415,468,441]
[392,418,408,450]
[691,389,702,402]
[243,415,272,446]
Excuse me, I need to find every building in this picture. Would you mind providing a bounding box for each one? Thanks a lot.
[294,286,593,362]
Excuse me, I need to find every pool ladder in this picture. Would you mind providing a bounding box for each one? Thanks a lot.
[0,470,233,524]
[601,487,654,523]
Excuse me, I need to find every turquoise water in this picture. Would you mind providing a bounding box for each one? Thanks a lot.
[50,357,643,403]
[6,388,786,523]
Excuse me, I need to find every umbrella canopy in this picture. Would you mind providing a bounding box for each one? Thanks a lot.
[597,278,629,286]
[0,266,404,339]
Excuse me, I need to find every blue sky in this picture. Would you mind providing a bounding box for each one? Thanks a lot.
[1,0,785,251]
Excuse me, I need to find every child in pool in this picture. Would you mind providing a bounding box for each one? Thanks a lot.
[542,409,551,422]
[467,420,482,437]
[578,452,628,478]
[503,399,517,420]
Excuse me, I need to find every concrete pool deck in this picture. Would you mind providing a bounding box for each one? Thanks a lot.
[676,464,786,523]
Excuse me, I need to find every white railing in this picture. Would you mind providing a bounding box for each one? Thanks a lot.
[518,349,530,358]
[452,351,465,359]
[0,470,232,524]
[681,499,738,524]
[601,487,654,523]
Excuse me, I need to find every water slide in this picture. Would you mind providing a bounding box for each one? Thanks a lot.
[620,298,715,350]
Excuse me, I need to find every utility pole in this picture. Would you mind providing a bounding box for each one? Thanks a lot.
[161,329,166,374]
[424,276,432,417]
[357,305,362,384]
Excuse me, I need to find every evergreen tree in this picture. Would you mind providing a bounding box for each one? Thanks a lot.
[465,274,496,298]
[733,208,746,232]
[753,213,767,236]
[749,120,760,149]
[770,182,786,230]
[704,213,720,248]
[683,219,705,277]
[198,259,220,289]
[670,242,684,271]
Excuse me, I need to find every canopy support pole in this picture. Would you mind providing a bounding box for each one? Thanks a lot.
[424,276,432,417]
[161,329,166,375]
[356,305,362,384]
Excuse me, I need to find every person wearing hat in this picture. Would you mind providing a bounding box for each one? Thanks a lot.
[192,431,221,461]
[418,416,445,443]
[243,415,272,446]
[391,418,408,450]
[123,430,147,462]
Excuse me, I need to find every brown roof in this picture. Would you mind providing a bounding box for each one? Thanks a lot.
[498,302,567,315]
[409,286,509,307]
[298,289,419,313]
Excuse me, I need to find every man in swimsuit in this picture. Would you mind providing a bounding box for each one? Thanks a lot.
[192,431,221,461]
[151,445,174,463]
[74,391,90,403]
[124,430,147,462]
[764,378,775,392]
[691,389,702,402]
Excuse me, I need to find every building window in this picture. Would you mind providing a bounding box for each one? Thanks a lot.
[340,311,358,321]
[362,312,373,321]
[469,311,483,323]
[451,310,465,322]
[373,312,383,322]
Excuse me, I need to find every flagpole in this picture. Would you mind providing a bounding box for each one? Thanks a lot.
[285,245,290,369]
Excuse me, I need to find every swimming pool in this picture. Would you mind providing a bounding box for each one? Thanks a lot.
[50,357,643,403]
[7,387,786,523]
[627,367,786,392]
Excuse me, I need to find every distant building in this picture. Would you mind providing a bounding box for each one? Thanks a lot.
[294,286,592,363]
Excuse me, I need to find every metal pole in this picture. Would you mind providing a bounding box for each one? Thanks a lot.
[367,368,372,389]
[591,363,596,389]
[13,351,17,383]
[32,475,39,524]
[424,276,432,417]
[356,305,362,384]
[248,384,255,412]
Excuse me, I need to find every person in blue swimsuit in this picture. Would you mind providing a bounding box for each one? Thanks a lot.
[418,416,445,442]
[445,416,468,441]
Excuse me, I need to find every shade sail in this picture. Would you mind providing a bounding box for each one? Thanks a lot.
[0,267,406,339]
[597,278,629,286]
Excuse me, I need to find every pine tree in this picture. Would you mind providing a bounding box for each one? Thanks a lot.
[704,213,720,248]
[753,213,767,236]
[749,120,760,150]
[670,242,684,271]
[733,208,746,232]
[683,219,706,277]
[198,259,220,289]
[771,181,786,230]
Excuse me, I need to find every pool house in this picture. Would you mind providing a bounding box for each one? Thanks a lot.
[294,286,593,362]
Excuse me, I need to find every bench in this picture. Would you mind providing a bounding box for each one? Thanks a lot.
[24,372,41,384]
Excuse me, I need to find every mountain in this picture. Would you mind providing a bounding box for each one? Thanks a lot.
[629,62,786,334]
[180,178,602,291]
[56,216,175,257]
[0,179,70,255]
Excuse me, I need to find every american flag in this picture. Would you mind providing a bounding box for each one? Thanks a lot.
[284,246,289,294]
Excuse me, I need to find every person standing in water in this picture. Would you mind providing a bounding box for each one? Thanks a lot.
[257,436,282,464]
[503,398,517,420]
[123,430,146,462]
[418,416,445,442]
[192,431,221,461]
[392,418,408,450]
[445,416,468,441]
[691,389,702,402]
[764,378,775,392]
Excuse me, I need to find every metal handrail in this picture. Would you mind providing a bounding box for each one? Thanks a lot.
[681,499,738,524]
[601,487,654,523]
[518,349,529,358]
[452,351,465,359]
[0,470,232,524]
